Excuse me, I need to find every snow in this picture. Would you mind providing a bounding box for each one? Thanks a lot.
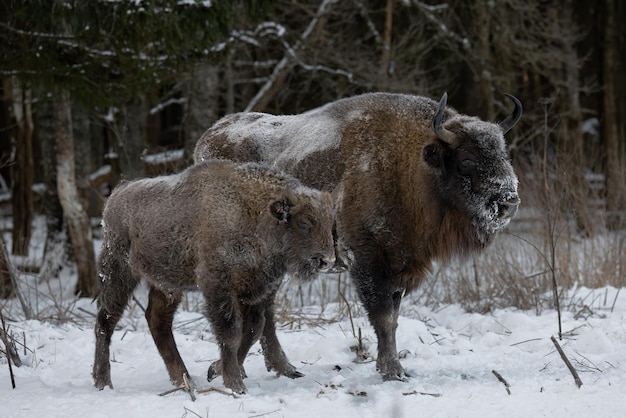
[2,284,625,418]
[1,214,625,417]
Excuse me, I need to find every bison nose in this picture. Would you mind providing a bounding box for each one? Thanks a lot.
[316,255,336,272]
[498,196,520,219]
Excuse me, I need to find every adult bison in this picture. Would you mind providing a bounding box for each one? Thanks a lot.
[194,92,522,381]
[93,160,335,394]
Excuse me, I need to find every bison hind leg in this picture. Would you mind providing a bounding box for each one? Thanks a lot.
[145,286,190,387]
[93,245,139,390]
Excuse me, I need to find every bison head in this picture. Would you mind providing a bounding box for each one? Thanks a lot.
[270,189,336,280]
[424,92,522,242]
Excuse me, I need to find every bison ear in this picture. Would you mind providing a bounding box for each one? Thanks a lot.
[423,142,445,169]
[270,199,291,223]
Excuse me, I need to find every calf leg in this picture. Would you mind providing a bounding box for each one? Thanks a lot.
[145,286,189,387]
[260,292,303,379]
[93,241,139,390]
[204,285,246,393]
[207,304,265,382]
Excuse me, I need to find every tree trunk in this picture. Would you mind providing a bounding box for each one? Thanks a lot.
[118,95,148,180]
[603,0,625,229]
[560,0,593,236]
[379,0,394,80]
[182,64,220,164]
[0,235,14,298]
[53,88,98,298]
[474,0,495,120]
[6,77,34,256]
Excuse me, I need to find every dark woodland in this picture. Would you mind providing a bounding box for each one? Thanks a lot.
[0,0,624,298]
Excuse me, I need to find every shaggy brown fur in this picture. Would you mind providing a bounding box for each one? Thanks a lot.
[194,92,522,382]
[92,160,335,394]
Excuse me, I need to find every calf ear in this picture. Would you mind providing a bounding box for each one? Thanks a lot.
[270,199,291,223]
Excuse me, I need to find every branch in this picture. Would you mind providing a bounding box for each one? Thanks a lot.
[411,0,470,51]
[491,370,511,395]
[244,0,338,112]
[1,309,17,389]
[550,336,583,388]
[402,390,442,397]
[0,22,74,39]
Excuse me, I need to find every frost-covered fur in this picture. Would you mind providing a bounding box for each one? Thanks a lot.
[194,92,521,382]
[92,160,335,394]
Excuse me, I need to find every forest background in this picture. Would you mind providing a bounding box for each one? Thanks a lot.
[0,0,624,310]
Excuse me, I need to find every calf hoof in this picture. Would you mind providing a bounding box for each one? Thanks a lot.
[223,376,247,394]
[93,369,114,390]
[207,361,221,382]
[208,360,247,382]
[94,377,114,390]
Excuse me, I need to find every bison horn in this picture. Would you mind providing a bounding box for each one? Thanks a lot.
[432,92,456,144]
[499,94,523,134]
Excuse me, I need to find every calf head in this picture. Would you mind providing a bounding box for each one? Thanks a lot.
[269,189,336,280]
[424,93,522,242]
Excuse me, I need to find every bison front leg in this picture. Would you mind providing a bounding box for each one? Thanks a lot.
[204,286,246,394]
[353,264,408,382]
[260,292,303,379]
[145,286,191,388]
[207,304,264,382]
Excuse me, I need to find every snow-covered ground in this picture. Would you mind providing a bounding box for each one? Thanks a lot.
[1,283,625,418]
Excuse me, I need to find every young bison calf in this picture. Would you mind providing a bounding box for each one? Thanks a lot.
[92,160,335,394]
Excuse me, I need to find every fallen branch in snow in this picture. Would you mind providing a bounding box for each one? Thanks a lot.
[196,386,240,398]
[161,384,240,399]
[491,370,511,395]
[158,373,198,401]
[550,336,583,388]
[402,390,442,398]
[1,309,17,389]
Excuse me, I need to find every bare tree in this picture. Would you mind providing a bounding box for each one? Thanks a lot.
[53,88,98,297]
[603,0,626,230]
[0,235,14,298]
[5,77,34,256]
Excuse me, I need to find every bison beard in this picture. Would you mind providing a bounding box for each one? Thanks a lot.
[194,91,522,382]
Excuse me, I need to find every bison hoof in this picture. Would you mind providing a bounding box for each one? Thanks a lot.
[382,372,409,382]
[378,359,410,382]
[284,370,305,379]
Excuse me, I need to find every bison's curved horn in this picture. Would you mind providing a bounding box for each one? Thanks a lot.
[499,94,523,134]
[432,92,455,144]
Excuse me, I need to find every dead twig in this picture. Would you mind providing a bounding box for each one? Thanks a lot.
[183,373,197,401]
[249,409,281,418]
[491,370,511,395]
[1,309,17,388]
[550,335,583,388]
[402,390,442,397]
[197,386,240,398]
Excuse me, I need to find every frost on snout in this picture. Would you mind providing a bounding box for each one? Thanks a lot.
[476,175,520,235]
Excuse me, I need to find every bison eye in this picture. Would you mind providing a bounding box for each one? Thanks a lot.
[456,151,477,175]
[297,219,312,231]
